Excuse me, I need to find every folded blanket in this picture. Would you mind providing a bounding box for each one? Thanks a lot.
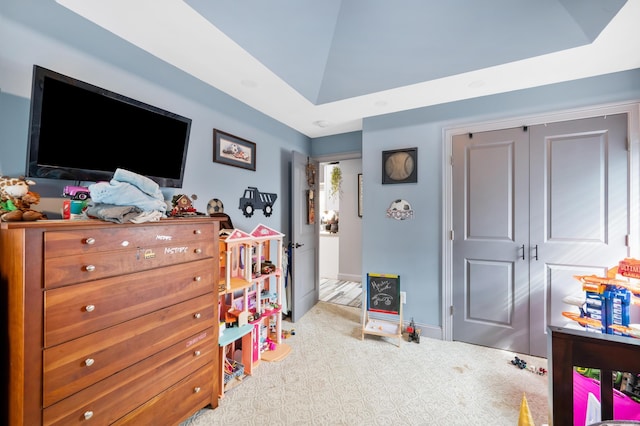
[85,202,142,224]
[88,168,167,214]
[112,168,163,199]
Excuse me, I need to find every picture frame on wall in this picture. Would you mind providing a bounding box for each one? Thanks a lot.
[213,129,257,171]
[382,147,417,184]
[358,173,363,217]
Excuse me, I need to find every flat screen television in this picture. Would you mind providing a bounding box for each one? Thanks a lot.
[26,65,192,188]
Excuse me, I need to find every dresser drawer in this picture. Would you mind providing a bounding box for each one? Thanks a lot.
[43,293,215,407]
[113,365,214,425]
[43,329,215,425]
[44,223,217,258]
[44,240,215,288]
[45,258,215,347]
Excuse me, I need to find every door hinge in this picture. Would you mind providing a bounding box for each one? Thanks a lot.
[450,230,454,240]
[626,234,631,247]
[450,155,454,166]
[450,305,454,316]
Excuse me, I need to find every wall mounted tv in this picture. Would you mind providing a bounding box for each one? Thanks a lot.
[27,65,192,188]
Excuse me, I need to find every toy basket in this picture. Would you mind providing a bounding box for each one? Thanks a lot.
[223,358,244,384]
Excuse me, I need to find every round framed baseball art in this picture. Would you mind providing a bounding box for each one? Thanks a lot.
[382,147,418,184]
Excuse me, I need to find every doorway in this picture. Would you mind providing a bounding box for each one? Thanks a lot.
[444,103,640,358]
[317,158,363,303]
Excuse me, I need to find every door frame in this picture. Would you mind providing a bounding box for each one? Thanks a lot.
[442,101,640,342]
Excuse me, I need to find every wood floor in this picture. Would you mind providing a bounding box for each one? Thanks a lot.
[319,278,362,308]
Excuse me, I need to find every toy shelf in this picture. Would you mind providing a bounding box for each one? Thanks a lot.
[218,324,253,398]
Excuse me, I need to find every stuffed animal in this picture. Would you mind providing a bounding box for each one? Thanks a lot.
[0,176,46,221]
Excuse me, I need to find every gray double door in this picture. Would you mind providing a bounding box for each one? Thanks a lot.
[452,114,629,357]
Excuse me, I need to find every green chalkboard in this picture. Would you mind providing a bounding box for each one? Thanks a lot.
[366,273,400,315]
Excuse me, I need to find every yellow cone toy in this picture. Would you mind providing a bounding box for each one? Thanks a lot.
[518,393,535,426]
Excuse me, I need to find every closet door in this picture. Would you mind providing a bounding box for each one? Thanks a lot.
[452,127,531,354]
[452,114,629,357]
[528,114,629,357]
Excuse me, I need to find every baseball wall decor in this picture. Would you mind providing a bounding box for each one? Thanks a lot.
[382,147,417,184]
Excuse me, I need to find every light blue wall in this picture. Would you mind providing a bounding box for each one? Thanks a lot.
[360,69,640,328]
[311,131,362,158]
[0,14,309,238]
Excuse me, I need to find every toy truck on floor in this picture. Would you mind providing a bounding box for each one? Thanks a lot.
[239,187,277,218]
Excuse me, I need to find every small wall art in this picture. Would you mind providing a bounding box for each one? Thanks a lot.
[382,147,417,184]
[358,173,363,217]
[213,129,256,171]
[386,199,414,220]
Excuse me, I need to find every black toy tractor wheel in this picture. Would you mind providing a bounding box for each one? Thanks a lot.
[76,192,89,201]
[242,202,254,218]
[263,204,273,217]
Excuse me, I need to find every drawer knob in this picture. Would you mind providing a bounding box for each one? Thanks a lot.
[85,265,96,272]
[194,248,202,254]
[193,387,201,393]
[194,229,202,235]
[194,350,201,357]
[84,358,95,367]
[85,304,95,312]
[121,240,130,247]
[83,411,94,420]
[193,313,201,319]
[84,238,96,245]
[194,276,202,282]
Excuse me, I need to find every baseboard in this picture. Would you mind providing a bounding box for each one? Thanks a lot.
[337,273,361,282]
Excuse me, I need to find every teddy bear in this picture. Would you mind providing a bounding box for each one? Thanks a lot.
[0,176,46,221]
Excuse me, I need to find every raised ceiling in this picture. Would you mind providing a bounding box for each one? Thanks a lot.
[7,0,640,137]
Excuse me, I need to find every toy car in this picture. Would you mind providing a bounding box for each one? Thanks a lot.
[63,185,90,200]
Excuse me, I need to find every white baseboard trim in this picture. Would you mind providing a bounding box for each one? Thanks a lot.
[337,273,361,282]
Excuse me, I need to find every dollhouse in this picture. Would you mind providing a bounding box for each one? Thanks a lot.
[217,224,287,397]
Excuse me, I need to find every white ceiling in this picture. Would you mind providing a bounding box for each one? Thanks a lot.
[41,0,640,137]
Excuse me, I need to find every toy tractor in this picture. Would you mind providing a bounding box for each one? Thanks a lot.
[406,318,421,343]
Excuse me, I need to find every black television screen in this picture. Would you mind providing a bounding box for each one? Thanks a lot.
[27,65,192,188]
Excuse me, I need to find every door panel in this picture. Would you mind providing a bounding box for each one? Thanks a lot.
[452,114,629,357]
[290,151,319,322]
[529,114,629,356]
[452,128,530,354]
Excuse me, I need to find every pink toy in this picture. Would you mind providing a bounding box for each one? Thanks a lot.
[573,370,640,425]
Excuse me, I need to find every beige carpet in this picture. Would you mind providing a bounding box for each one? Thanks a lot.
[182,302,549,426]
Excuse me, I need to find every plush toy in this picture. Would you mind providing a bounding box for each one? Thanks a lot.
[0,176,46,221]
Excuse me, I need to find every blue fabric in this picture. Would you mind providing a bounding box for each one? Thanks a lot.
[88,168,167,213]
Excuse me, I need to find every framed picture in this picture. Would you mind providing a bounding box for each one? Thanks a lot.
[358,173,363,217]
[213,129,256,171]
[382,147,417,184]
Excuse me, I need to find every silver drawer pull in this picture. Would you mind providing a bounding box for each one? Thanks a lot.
[194,350,201,357]
[193,387,201,393]
[85,265,96,272]
[194,276,202,282]
[84,358,95,367]
[83,411,94,420]
[194,248,202,254]
[85,304,95,312]
[193,313,201,319]
[84,238,96,245]
[194,229,202,235]
[121,240,130,247]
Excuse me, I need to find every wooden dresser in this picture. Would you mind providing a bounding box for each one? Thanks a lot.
[0,218,220,425]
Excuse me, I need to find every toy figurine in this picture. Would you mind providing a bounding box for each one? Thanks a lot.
[406,318,421,343]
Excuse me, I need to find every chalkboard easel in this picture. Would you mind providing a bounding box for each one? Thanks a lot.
[361,273,403,347]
